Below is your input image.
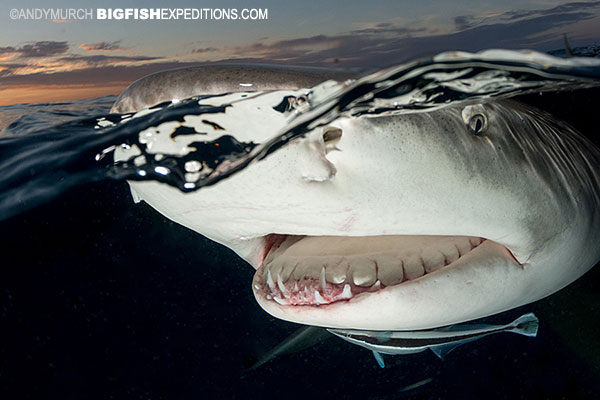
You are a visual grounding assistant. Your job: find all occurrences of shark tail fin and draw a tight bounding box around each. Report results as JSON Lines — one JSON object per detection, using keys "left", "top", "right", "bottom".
{"left": 509, "top": 312, "right": 539, "bottom": 338}
{"left": 372, "top": 351, "right": 386, "bottom": 368}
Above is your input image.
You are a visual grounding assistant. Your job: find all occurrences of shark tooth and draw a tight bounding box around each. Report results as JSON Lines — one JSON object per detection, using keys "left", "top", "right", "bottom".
{"left": 403, "top": 254, "right": 425, "bottom": 280}
{"left": 370, "top": 280, "right": 381, "bottom": 292}
{"left": 266, "top": 269, "right": 276, "bottom": 292}
{"left": 376, "top": 254, "right": 404, "bottom": 286}
{"left": 422, "top": 249, "right": 446, "bottom": 273}
{"left": 469, "top": 237, "right": 482, "bottom": 248}
{"left": 277, "top": 272, "right": 290, "bottom": 296}
{"left": 340, "top": 284, "right": 353, "bottom": 299}
{"left": 319, "top": 267, "right": 327, "bottom": 291}
{"left": 325, "top": 258, "right": 348, "bottom": 284}
{"left": 314, "top": 290, "right": 328, "bottom": 305}
{"left": 349, "top": 257, "right": 377, "bottom": 287}
{"left": 293, "top": 257, "right": 323, "bottom": 280}
{"left": 280, "top": 260, "right": 297, "bottom": 282}
{"left": 455, "top": 237, "right": 474, "bottom": 257}
{"left": 274, "top": 296, "right": 289, "bottom": 305}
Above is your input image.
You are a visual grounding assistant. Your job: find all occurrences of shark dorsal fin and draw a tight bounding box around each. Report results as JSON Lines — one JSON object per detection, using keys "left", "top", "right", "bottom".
{"left": 564, "top": 33, "right": 574, "bottom": 57}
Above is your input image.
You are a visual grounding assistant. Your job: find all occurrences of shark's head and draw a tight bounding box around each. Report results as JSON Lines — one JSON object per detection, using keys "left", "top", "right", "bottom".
{"left": 114, "top": 66, "right": 600, "bottom": 330}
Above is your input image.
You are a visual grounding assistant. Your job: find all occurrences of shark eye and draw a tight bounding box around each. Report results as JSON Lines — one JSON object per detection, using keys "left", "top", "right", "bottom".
{"left": 462, "top": 105, "right": 489, "bottom": 136}
{"left": 468, "top": 113, "right": 488, "bottom": 136}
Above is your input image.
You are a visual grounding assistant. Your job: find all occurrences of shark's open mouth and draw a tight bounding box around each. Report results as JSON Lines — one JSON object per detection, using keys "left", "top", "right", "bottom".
{"left": 253, "top": 235, "right": 495, "bottom": 307}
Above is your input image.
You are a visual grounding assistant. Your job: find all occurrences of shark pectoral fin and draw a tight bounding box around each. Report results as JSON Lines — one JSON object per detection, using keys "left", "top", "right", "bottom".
{"left": 372, "top": 350, "right": 386, "bottom": 368}
{"left": 430, "top": 343, "right": 463, "bottom": 360}
{"left": 299, "top": 129, "right": 337, "bottom": 182}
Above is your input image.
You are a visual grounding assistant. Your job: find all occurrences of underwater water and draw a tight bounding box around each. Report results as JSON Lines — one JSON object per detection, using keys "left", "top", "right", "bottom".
{"left": 1, "top": 52, "right": 600, "bottom": 398}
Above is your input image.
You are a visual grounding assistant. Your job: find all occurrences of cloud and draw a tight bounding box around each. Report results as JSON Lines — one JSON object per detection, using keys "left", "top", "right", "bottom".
{"left": 0, "top": 63, "right": 28, "bottom": 78}
{"left": 0, "top": 44, "right": 164, "bottom": 84}
{"left": 454, "top": 15, "right": 477, "bottom": 31}
{"left": 79, "top": 41, "right": 126, "bottom": 52}
{"left": 215, "top": 1, "right": 600, "bottom": 68}
{"left": 502, "top": 1, "right": 600, "bottom": 21}
{"left": 58, "top": 54, "right": 161, "bottom": 66}
{"left": 349, "top": 22, "right": 426, "bottom": 36}
{"left": 454, "top": 0, "right": 600, "bottom": 32}
{"left": 0, "top": 41, "right": 69, "bottom": 58}
{"left": 192, "top": 47, "right": 218, "bottom": 54}
{"left": 224, "top": 35, "right": 352, "bottom": 62}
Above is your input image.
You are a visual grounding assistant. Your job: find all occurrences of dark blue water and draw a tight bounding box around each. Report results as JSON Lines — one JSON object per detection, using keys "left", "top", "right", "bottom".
{"left": 1, "top": 52, "right": 600, "bottom": 399}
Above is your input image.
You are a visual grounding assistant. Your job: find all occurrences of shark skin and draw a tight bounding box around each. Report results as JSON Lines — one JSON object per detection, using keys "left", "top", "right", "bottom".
{"left": 110, "top": 64, "right": 357, "bottom": 114}
{"left": 113, "top": 64, "right": 600, "bottom": 331}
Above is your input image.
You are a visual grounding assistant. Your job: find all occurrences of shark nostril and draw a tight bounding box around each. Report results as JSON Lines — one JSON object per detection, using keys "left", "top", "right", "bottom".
{"left": 322, "top": 127, "right": 342, "bottom": 144}
{"left": 322, "top": 126, "right": 343, "bottom": 154}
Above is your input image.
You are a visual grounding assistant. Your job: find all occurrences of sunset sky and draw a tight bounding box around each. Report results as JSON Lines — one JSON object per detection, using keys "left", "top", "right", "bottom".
{"left": 1, "top": 0, "right": 599, "bottom": 105}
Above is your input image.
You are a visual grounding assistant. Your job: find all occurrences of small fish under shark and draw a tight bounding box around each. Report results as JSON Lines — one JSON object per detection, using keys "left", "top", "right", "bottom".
{"left": 251, "top": 313, "right": 539, "bottom": 369}
{"left": 328, "top": 312, "right": 539, "bottom": 368}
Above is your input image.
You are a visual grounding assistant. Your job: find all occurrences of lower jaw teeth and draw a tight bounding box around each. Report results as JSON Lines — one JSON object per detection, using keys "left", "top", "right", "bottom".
{"left": 261, "top": 276, "right": 375, "bottom": 306}
{"left": 314, "top": 290, "right": 328, "bottom": 305}
{"left": 340, "top": 284, "right": 352, "bottom": 299}
{"left": 371, "top": 280, "right": 381, "bottom": 291}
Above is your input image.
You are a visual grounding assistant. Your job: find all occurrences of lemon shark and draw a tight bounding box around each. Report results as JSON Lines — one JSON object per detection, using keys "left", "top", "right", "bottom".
{"left": 112, "top": 53, "right": 600, "bottom": 331}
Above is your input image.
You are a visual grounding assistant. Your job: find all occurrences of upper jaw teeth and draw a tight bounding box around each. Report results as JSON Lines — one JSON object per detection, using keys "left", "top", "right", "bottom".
{"left": 277, "top": 272, "right": 290, "bottom": 295}
{"left": 319, "top": 267, "right": 327, "bottom": 291}
{"left": 273, "top": 296, "right": 289, "bottom": 305}
{"left": 266, "top": 269, "right": 276, "bottom": 292}
{"left": 350, "top": 259, "right": 377, "bottom": 287}
{"left": 259, "top": 235, "right": 484, "bottom": 306}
